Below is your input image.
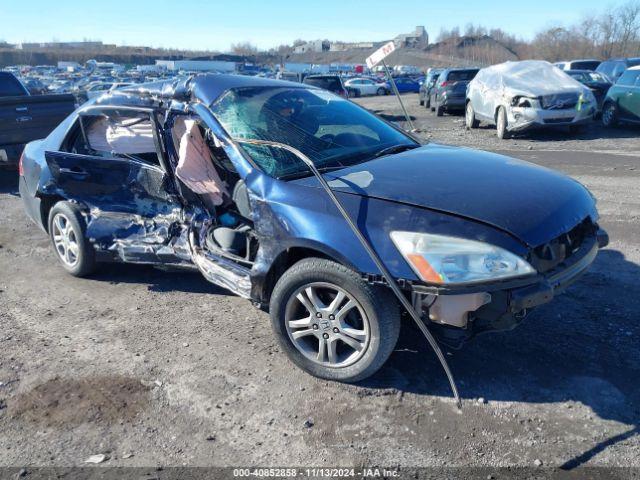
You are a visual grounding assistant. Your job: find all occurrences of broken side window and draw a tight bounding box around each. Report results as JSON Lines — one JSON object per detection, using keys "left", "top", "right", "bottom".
{"left": 74, "top": 112, "right": 161, "bottom": 166}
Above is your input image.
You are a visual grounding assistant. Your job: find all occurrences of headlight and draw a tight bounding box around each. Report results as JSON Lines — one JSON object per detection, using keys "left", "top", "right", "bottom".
{"left": 390, "top": 231, "right": 536, "bottom": 285}
{"left": 511, "top": 96, "right": 539, "bottom": 108}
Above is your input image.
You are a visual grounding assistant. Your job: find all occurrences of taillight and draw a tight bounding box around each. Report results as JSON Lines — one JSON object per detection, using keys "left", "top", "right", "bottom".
{"left": 18, "top": 152, "right": 25, "bottom": 176}
{"left": 440, "top": 81, "right": 449, "bottom": 87}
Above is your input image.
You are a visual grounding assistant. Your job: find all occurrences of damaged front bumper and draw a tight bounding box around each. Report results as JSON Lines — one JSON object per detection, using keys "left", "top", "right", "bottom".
{"left": 507, "top": 104, "right": 596, "bottom": 132}
{"left": 409, "top": 228, "right": 608, "bottom": 348}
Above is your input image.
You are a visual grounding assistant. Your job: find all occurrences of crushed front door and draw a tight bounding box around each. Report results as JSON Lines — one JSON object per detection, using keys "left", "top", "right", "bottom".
{"left": 43, "top": 106, "right": 188, "bottom": 264}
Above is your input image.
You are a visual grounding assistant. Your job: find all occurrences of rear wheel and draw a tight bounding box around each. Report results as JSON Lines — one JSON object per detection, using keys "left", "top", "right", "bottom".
{"left": 419, "top": 96, "right": 424, "bottom": 106}
{"left": 436, "top": 100, "right": 444, "bottom": 117}
{"left": 425, "top": 94, "right": 431, "bottom": 109}
{"left": 269, "top": 258, "right": 400, "bottom": 382}
{"left": 602, "top": 102, "right": 618, "bottom": 127}
{"left": 48, "top": 201, "right": 96, "bottom": 277}
{"left": 496, "top": 106, "right": 509, "bottom": 139}
{"left": 465, "top": 101, "right": 479, "bottom": 129}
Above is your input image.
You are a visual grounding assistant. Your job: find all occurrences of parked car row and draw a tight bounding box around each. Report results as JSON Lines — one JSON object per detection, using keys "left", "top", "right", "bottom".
{"left": 417, "top": 59, "right": 640, "bottom": 139}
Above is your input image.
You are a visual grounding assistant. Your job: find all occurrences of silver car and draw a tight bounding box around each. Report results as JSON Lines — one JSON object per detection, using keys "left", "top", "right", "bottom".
{"left": 465, "top": 60, "right": 597, "bottom": 139}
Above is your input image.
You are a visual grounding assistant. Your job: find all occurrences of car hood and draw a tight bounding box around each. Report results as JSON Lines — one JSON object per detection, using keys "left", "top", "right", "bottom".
{"left": 293, "top": 144, "right": 597, "bottom": 248}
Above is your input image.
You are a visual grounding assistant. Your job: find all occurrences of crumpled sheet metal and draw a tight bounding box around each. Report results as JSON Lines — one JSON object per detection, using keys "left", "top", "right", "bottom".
{"left": 84, "top": 206, "right": 191, "bottom": 264}
{"left": 188, "top": 227, "right": 252, "bottom": 298}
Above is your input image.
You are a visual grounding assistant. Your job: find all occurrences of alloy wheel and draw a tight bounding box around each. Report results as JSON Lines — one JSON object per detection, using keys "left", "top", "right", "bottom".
{"left": 284, "top": 282, "right": 370, "bottom": 368}
{"left": 466, "top": 103, "right": 474, "bottom": 128}
{"left": 51, "top": 213, "right": 80, "bottom": 267}
{"left": 603, "top": 104, "right": 616, "bottom": 126}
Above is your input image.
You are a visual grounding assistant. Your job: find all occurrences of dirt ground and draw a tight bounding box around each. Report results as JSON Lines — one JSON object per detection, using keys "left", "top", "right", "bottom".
{"left": 0, "top": 93, "right": 639, "bottom": 474}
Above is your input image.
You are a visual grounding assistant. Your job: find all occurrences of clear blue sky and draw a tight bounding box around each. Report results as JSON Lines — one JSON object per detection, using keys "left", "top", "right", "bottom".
{"left": 0, "top": 0, "right": 616, "bottom": 51}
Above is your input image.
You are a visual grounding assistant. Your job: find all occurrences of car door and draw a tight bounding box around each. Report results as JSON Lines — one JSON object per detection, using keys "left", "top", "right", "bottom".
{"left": 395, "top": 78, "right": 409, "bottom": 93}
{"left": 361, "top": 80, "right": 375, "bottom": 95}
{"left": 616, "top": 70, "right": 640, "bottom": 119}
{"left": 631, "top": 76, "right": 640, "bottom": 120}
{"left": 44, "top": 106, "right": 185, "bottom": 263}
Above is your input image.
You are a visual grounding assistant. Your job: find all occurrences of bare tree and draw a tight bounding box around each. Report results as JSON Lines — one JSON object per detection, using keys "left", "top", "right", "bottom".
{"left": 230, "top": 42, "right": 258, "bottom": 57}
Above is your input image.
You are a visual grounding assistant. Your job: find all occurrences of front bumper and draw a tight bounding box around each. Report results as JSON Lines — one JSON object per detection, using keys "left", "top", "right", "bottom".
{"left": 510, "top": 229, "right": 606, "bottom": 310}
{"left": 507, "top": 104, "right": 596, "bottom": 132}
{"left": 410, "top": 228, "right": 608, "bottom": 346}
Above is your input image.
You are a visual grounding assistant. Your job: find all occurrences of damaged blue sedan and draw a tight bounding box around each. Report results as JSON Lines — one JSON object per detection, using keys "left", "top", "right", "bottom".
{"left": 19, "top": 74, "right": 608, "bottom": 383}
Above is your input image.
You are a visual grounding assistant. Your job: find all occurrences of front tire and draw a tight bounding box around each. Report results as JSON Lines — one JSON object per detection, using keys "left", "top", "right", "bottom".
{"left": 376, "top": 87, "right": 387, "bottom": 96}
{"left": 269, "top": 258, "right": 400, "bottom": 383}
{"left": 425, "top": 94, "right": 431, "bottom": 109}
{"left": 602, "top": 102, "right": 618, "bottom": 127}
{"left": 48, "top": 201, "right": 96, "bottom": 277}
{"left": 496, "top": 106, "right": 509, "bottom": 139}
{"left": 465, "top": 101, "right": 479, "bottom": 129}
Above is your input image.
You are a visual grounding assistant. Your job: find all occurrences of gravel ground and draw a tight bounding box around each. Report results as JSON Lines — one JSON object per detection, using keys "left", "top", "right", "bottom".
{"left": 0, "top": 93, "right": 639, "bottom": 474}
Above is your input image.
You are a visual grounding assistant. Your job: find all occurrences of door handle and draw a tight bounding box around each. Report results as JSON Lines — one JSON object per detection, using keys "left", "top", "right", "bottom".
{"left": 59, "top": 167, "right": 89, "bottom": 176}
{"left": 15, "top": 106, "right": 28, "bottom": 112}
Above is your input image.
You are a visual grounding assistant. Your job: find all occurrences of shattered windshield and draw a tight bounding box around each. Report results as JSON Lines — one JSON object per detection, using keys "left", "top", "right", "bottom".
{"left": 209, "top": 86, "right": 416, "bottom": 179}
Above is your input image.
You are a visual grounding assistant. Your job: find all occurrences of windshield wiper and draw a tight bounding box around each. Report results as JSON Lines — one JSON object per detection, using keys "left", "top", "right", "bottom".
{"left": 372, "top": 143, "right": 420, "bottom": 159}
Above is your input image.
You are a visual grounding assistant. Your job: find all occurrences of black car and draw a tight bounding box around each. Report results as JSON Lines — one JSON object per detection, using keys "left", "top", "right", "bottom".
{"left": 430, "top": 68, "right": 479, "bottom": 116}
{"left": 565, "top": 69, "right": 612, "bottom": 112}
{"left": 0, "top": 72, "right": 76, "bottom": 166}
{"left": 596, "top": 57, "right": 640, "bottom": 83}
{"left": 302, "top": 75, "right": 349, "bottom": 98}
{"left": 419, "top": 69, "right": 442, "bottom": 108}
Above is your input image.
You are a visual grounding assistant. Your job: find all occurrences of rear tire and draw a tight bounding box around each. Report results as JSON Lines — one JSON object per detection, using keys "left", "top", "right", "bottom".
{"left": 269, "top": 258, "right": 400, "bottom": 383}
{"left": 48, "top": 201, "right": 96, "bottom": 277}
{"left": 602, "top": 102, "right": 618, "bottom": 127}
{"left": 425, "top": 94, "right": 431, "bottom": 109}
{"left": 436, "top": 101, "right": 444, "bottom": 117}
{"left": 496, "top": 106, "right": 509, "bottom": 139}
{"left": 419, "top": 96, "right": 424, "bottom": 106}
{"left": 465, "top": 101, "right": 479, "bottom": 129}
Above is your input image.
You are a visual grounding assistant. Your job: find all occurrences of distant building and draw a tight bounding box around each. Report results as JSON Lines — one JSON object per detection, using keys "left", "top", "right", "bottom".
{"left": 155, "top": 59, "right": 236, "bottom": 73}
{"left": 395, "top": 26, "right": 428, "bottom": 48}
{"left": 16, "top": 41, "right": 105, "bottom": 50}
{"left": 57, "top": 61, "right": 81, "bottom": 71}
{"left": 136, "top": 64, "right": 162, "bottom": 73}
{"left": 86, "top": 59, "right": 125, "bottom": 73}
{"left": 294, "top": 40, "right": 330, "bottom": 54}
{"left": 329, "top": 42, "right": 375, "bottom": 52}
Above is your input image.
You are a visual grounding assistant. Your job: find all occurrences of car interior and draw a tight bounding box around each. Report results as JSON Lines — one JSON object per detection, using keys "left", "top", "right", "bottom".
{"left": 62, "top": 109, "right": 260, "bottom": 267}
{"left": 167, "top": 114, "right": 258, "bottom": 267}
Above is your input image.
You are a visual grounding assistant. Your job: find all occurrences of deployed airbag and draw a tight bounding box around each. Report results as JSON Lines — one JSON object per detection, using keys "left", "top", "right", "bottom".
{"left": 175, "top": 119, "right": 229, "bottom": 209}
{"left": 86, "top": 116, "right": 156, "bottom": 154}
